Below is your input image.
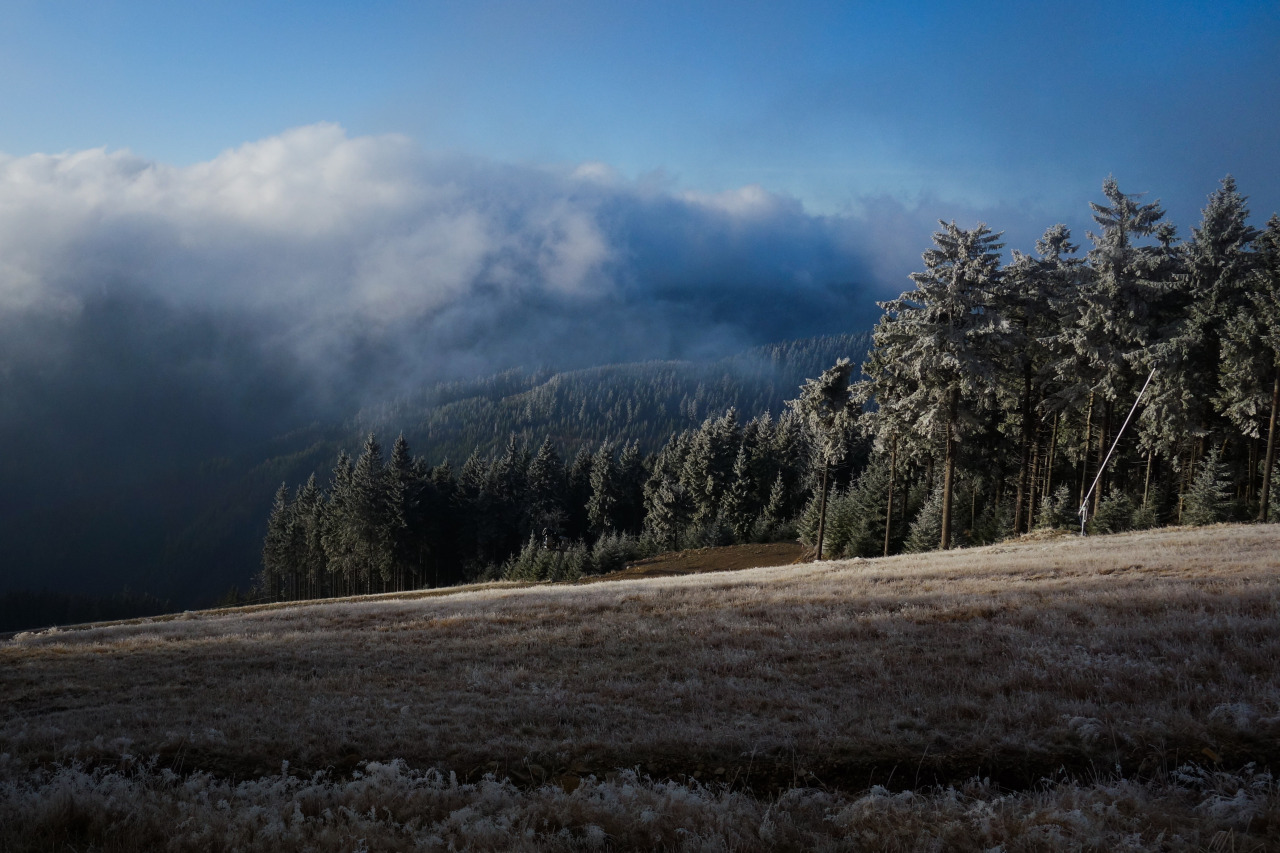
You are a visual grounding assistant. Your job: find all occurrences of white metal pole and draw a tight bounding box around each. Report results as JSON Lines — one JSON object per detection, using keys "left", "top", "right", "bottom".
{"left": 1078, "top": 367, "right": 1157, "bottom": 534}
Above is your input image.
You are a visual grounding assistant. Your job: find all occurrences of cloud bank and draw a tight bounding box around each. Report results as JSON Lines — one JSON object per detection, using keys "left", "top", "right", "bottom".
{"left": 0, "top": 124, "right": 896, "bottom": 408}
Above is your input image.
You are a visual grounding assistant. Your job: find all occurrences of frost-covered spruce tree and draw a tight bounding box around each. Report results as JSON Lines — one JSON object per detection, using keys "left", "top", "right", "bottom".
{"left": 1130, "top": 494, "right": 1160, "bottom": 530}
{"left": 566, "top": 446, "right": 594, "bottom": 539}
{"left": 1035, "top": 484, "right": 1074, "bottom": 531}
{"left": 614, "top": 441, "right": 648, "bottom": 535}
{"left": 756, "top": 472, "right": 792, "bottom": 541}
{"left": 348, "top": 433, "right": 398, "bottom": 594}
{"left": 721, "top": 445, "right": 756, "bottom": 543}
{"left": 796, "top": 487, "right": 830, "bottom": 553}
{"left": 874, "top": 222, "right": 1005, "bottom": 549}
{"left": 789, "top": 359, "right": 858, "bottom": 559}
{"left": 904, "top": 484, "right": 946, "bottom": 553}
{"left": 835, "top": 454, "right": 895, "bottom": 557}
{"left": 503, "top": 533, "right": 586, "bottom": 582}
{"left": 385, "top": 435, "right": 417, "bottom": 591}
{"left": 260, "top": 483, "right": 294, "bottom": 600}
{"left": 293, "top": 473, "right": 328, "bottom": 598}
{"left": 680, "top": 409, "right": 740, "bottom": 530}
{"left": 1271, "top": 464, "right": 1280, "bottom": 521}
{"left": 586, "top": 442, "right": 618, "bottom": 536}
{"left": 1087, "top": 488, "right": 1134, "bottom": 534}
{"left": 643, "top": 476, "right": 686, "bottom": 552}
{"left": 527, "top": 436, "right": 568, "bottom": 534}
{"left": 1183, "top": 446, "right": 1232, "bottom": 525}
{"left": 1218, "top": 214, "right": 1280, "bottom": 521}
{"left": 1000, "top": 224, "right": 1084, "bottom": 534}
{"left": 1067, "top": 178, "right": 1172, "bottom": 512}
{"left": 321, "top": 450, "right": 355, "bottom": 595}
{"left": 1145, "top": 176, "right": 1257, "bottom": 464}
{"left": 857, "top": 311, "right": 921, "bottom": 556}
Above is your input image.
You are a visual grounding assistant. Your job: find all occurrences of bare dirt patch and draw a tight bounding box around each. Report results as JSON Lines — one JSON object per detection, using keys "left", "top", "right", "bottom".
{"left": 587, "top": 541, "right": 808, "bottom": 581}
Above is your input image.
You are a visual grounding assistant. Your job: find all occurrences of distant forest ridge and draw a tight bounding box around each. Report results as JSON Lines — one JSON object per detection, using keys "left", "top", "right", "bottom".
{"left": 343, "top": 332, "right": 872, "bottom": 463}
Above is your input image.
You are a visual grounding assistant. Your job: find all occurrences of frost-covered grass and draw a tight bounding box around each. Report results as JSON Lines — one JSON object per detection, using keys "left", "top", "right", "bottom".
{"left": 1, "top": 758, "right": 1275, "bottom": 852}
{"left": 3, "top": 524, "right": 1279, "bottom": 850}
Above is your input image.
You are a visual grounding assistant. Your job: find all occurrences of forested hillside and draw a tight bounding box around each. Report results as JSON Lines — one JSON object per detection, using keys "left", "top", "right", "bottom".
{"left": 251, "top": 334, "right": 866, "bottom": 599}
{"left": 0, "top": 333, "right": 869, "bottom": 631}
{"left": 258, "top": 175, "right": 1280, "bottom": 608}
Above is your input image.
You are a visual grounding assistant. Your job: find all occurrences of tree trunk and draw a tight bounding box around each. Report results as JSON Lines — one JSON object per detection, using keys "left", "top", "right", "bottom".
{"left": 1093, "top": 398, "right": 1112, "bottom": 517}
{"left": 884, "top": 436, "right": 897, "bottom": 557}
{"left": 1259, "top": 368, "right": 1280, "bottom": 523}
{"left": 970, "top": 479, "right": 977, "bottom": 532}
{"left": 1079, "top": 393, "right": 1094, "bottom": 507}
{"left": 1045, "top": 412, "right": 1059, "bottom": 506}
{"left": 1013, "top": 367, "right": 1034, "bottom": 535}
{"left": 815, "top": 460, "right": 830, "bottom": 560}
{"left": 940, "top": 389, "right": 958, "bottom": 550}
{"left": 1152, "top": 445, "right": 1162, "bottom": 504}
{"left": 1246, "top": 438, "right": 1257, "bottom": 506}
{"left": 1027, "top": 415, "right": 1044, "bottom": 532}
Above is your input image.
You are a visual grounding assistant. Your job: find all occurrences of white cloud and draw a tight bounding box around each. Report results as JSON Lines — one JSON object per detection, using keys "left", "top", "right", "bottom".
{"left": 0, "top": 124, "right": 890, "bottom": 378}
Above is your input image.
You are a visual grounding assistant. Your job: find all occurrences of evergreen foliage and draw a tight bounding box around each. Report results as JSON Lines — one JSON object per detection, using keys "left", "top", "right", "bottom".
{"left": 904, "top": 485, "right": 946, "bottom": 553}
{"left": 1034, "top": 485, "right": 1074, "bottom": 531}
{"left": 869, "top": 221, "right": 1005, "bottom": 549}
{"left": 1182, "top": 447, "right": 1232, "bottom": 526}
{"left": 1087, "top": 488, "right": 1134, "bottom": 535}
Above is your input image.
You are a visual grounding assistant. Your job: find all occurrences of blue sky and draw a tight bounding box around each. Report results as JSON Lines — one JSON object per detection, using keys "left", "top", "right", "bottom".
{"left": 3, "top": 0, "right": 1276, "bottom": 225}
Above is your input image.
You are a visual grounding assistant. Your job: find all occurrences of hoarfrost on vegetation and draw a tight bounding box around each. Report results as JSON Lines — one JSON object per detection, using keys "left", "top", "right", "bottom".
{"left": 2, "top": 761, "right": 1276, "bottom": 852}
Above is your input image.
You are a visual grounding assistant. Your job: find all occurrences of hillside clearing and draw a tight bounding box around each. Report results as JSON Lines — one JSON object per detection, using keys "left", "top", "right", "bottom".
{"left": 3, "top": 524, "right": 1278, "bottom": 850}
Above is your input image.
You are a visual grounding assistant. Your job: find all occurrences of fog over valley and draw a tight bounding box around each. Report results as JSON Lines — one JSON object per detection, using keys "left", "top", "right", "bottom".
{"left": 0, "top": 125, "right": 904, "bottom": 602}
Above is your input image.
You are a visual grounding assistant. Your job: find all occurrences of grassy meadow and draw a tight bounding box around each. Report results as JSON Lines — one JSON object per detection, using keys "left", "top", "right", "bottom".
{"left": 2, "top": 524, "right": 1278, "bottom": 850}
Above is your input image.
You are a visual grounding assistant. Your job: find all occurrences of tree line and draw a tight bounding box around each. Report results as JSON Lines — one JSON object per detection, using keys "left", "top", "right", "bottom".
{"left": 258, "top": 406, "right": 827, "bottom": 598}
{"left": 838, "top": 175, "right": 1280, "bottom": 557}
{"left": 260, "top": 175, "right": 1280, "bottom": 600}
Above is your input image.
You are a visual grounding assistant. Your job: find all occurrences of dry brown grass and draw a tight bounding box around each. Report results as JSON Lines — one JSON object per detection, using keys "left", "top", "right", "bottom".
{"left": 3, "top": 524, "right": 1279, "bottom": 850}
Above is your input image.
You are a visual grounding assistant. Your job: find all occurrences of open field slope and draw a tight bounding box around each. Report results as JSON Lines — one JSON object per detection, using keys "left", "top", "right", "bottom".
{"left": 3, "top": 524, "right": 1279, "bottom": 851}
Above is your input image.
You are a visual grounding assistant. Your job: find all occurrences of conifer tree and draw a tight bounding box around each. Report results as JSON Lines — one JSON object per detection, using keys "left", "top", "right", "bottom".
{"left": 1144, "top": 177, "right": 1256, "bottom": 462}
{"left": 789, "top": 359, "right": 858, "bottom": 559}
{"left": 348, "top": 433, "right": 396, "bottom": 593}
{"left": 1000, "top": 224, "right": 1083, "bottom": 533}
{"left": 321, "top": 450, "right": 355, "bottom": 596}
{"left": 527, "top": 436, "right": 568, "bottom": 534}
{"left": 386, "top": 435, "right": 418, "bottom": 590}
{"left": 261, "top": 483, "right": 293, "bottom": 600}
{"left": 1218, "top": 214, "right": 1280, "bottom": 521}
{"left": 1035, "top": 484, "right": 1074, "bottom": 531}
{"left": 643, "top": 475, "right": 686, "bottom": 551}
{"left": 904, "top": 484, "right": 945, "bottom": 553}
{"left": 586, "top": 442, "right": 618, "bottom": 535}
{"left": 1088, "top": 487, "right": 1134, "bottom": 534}
{"left": 1066, "top": 178, "right": 1171, "bottom": 513}
{"left": 1183, "top": 446, "right": 1232, "bottom": 525}
{"left": 841, "top": 454, "right": 896, "bottom": 557}
{"left": 566, "top": 447, "right": 594, "bottom": 538}
{"left": 294, "top": 473, "right": 327, "bottom": 598}
{"left": 721, "top": 445, "right": 756, "bottom": 542}
{"left": 757, "top": 472, "right": 790, "bottom": 539}
{"left": 614, "top": 441, "right": 648, "bottom": 534}
{"left": 873, "top": 222, "right": 1005, "bottom": 549}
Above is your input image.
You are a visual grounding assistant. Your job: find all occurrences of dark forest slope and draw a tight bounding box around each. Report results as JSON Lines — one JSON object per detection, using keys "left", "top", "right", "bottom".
{"left": 2, "top": 333, "right": 868, "bottom": 623}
